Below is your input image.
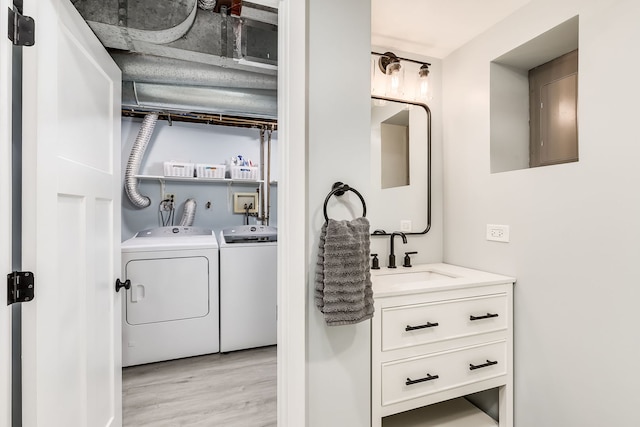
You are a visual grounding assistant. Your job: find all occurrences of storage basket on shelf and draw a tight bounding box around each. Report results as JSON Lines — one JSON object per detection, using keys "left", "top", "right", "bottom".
{"left": 163, "top": 161, "right": 195, "bottom": 177}
{"left": 196, "top": 164, "right": 226, "bottom": 179}
{"left": 230, "top": 165, "right": 259, "bottom": 180}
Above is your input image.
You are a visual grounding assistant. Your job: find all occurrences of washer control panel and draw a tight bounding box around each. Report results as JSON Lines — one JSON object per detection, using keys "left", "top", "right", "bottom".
{"left": 136, "top": 226, "right": 213, "bottom": 237}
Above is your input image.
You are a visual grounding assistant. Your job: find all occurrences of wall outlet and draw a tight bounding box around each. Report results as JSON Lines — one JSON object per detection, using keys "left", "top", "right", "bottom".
{"left": 400, "top": 220, "right": 412, "bottom": 232}
{"left": 486, "top": 224, "right": 510, "bottom": 242}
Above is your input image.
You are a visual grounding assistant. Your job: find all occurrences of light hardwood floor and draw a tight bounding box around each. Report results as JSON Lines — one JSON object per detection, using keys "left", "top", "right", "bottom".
{"left": 123, "top": 346, "right": 277, "bottom": 427}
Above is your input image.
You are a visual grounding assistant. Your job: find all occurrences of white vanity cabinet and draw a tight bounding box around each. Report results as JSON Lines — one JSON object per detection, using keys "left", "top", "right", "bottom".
{"left": 371, "top": 263, "right": 514, "bottom": 427}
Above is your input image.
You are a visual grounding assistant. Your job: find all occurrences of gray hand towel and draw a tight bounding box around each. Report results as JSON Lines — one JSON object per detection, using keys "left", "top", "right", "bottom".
{"left": 315, "top": 217, "right": 374, "bottom": 326}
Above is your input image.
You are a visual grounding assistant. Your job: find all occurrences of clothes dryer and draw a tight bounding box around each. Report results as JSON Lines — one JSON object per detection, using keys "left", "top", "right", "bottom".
{"left": 121, "top": 226, "right": 219, "bottom": 366}
{"left": 219, "top": 225, "right": 277, "bottom": 352}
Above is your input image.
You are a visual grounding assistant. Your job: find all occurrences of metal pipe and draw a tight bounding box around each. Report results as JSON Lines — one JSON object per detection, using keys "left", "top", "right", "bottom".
{"left": 266, "top": 128, "right": 272, "bottom": 226}
{"left": 259, "top": 128, "right": 266, "bottom": 223}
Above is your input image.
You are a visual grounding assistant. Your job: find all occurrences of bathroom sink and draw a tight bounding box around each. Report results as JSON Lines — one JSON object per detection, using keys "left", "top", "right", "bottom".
{"left": 379, "top": 270, "right": 456, "bottom": 284}
{"left": 371, "top": 263, "right": 514, "bottom": 297}
{"left": 372, "top": 269, "right": 459, "bottom": 289}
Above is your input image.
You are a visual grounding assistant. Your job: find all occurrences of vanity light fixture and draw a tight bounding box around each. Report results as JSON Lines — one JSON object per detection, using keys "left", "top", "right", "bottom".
{"left": 373, "top": 51, "right": 432, "bottom": 102}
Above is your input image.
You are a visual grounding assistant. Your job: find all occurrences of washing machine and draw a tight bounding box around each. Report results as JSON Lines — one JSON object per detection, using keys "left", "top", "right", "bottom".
{"left": 121, "top": 226, "right": 219, "bottom": 366}
{"left": 219, "top": 225, "right": 277, "bottom": 352}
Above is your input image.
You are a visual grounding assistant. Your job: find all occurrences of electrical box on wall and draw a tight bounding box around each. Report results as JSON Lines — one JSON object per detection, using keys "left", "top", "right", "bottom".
{"left": 233, "top": 193, "right": 259, "bottom": 213}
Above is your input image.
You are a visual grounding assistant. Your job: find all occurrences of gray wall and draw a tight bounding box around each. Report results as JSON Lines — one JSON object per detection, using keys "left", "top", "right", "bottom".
{"left": 443, "top": 0, "right": 640, "bottom": 425}
{"left": 306, "top": 0, "right": 372, "bottom": 425}
{"left": 305, "top": 8, "right": 446, "bottom": 423}
{"left": 121, "top": 117, "right": 278, "bottom": 241}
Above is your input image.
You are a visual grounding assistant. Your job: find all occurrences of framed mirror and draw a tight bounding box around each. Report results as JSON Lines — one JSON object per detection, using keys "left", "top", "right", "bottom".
{"left": 369, "top": 95, "right": 431, "bottom": 236}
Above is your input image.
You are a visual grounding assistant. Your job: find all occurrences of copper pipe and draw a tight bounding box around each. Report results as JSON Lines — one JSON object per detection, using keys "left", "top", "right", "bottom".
{"left": 259, "top": 128, "right": 266, "bottom": 222}
{"left": 266, "top": 127, "right": 273, "bottom": 226}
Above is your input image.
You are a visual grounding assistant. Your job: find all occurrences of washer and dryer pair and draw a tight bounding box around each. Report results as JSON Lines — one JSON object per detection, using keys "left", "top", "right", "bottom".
{"left": 121, "top": 225, "right": 277, "bottom": 367}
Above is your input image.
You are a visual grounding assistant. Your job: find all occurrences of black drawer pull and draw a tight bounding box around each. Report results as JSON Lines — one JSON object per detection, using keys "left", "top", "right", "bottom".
{"left": 470, "top": 312, "right": 499, "bottom": 321}
{"left": 406, "top": 373, "right": 439, "bottom": 386}
{"left": 405, "top": 322, "right": 439, "bottom": 331}
{"left": 469, "top": 360, "right": 498, "bottom": 371}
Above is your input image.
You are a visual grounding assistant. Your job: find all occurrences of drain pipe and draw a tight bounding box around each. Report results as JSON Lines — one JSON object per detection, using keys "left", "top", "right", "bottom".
{"left": 124, "top": 112, "right": 159, "bottom": 209}
{"left": 179, "top": 198, "right": 197, "bottom": 226}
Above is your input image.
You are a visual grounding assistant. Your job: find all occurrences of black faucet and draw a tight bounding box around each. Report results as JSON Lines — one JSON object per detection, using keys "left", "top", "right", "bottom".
{"left": 388, "top": 232, "right": 407, "bottom": 268}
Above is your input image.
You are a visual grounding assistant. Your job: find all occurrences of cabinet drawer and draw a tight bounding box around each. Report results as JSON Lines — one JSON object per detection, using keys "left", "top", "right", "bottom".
{"left": 381, "top": 294, "right": 507, "bottom": 352}
{"left": 380, "top": 340, "right": 506, "bottom": 407}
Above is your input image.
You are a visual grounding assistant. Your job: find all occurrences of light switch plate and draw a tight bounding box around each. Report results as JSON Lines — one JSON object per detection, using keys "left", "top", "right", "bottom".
{"left": 486, "top": 224, "right": 510, "bottom": 242}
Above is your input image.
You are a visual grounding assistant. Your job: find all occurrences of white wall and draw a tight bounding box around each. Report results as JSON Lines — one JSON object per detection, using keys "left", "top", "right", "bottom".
{"left": 307, "top": 0, "right": 372, "bottom": 425}
{"left": 443, "top": 0, "right": 640, "bottom": 425}
{"left": 490, "top": 63, "right": 530, "bottom": 173}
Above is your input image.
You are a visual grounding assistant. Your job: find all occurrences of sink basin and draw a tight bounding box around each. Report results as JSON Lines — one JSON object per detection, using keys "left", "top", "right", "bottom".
{"left": 374, "top": 269, "right": 457, "bottom": 285}
{"left": 371, "top": 263, "right": 515, "bottom": 297}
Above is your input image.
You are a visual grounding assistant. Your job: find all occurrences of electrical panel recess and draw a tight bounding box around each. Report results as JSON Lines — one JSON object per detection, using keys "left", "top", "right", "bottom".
{"left": 233, "top": 193, "right": 259, "bottom": 213}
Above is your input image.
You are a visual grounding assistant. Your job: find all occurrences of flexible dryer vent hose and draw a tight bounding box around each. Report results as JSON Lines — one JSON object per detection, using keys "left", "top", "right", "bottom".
{"left": 124, "top": 113, "right": 159, "bottom": 209}
{"left": 179, "top": 198, "right": 197, "bottom": 226}
{"left": 197, "top": 0, "right": 217, "bottom": 10}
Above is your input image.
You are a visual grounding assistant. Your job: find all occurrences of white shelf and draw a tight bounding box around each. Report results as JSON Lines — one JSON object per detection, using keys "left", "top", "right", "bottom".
{"left": 383, "top": 398, "right": 497, "bottom": 427}
{"left": 134, "top": 175, "right": 264, "bottom": 185}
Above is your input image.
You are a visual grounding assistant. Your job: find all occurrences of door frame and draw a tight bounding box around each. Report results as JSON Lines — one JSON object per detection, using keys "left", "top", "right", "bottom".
{"left": 1, "top": 0, "right": 309, "bottom": 424}
{"left": 1, "top": 1, "right": 13, "bottom": 426}
{"left": 277, "top": 0, "right": 307, "bottom": 425}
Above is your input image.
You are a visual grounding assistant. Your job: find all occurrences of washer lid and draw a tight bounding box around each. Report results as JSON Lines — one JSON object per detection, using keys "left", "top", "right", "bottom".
{"left": 222, "top": 225, "right": 277, "bottom": 243}
{"left": 121, "top": 226, "right": 218, "bottom": 252}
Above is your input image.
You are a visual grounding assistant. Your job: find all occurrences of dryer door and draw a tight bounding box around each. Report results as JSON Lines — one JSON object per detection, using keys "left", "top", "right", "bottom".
{"left": 125, "top": 256, "right": 210, "bottom": 324}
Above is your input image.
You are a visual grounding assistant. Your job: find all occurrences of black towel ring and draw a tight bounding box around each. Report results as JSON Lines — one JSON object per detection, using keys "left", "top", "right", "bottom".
{"left": 323, "top": 182, "right": 367, "bottom": 222}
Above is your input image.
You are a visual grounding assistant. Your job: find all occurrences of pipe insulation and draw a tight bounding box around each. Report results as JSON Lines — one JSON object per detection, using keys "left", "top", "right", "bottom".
{"left": 112, "top": 53, "right": 277, "bottom": 90}
{"left": 179, "top": 198, "right": 197, "bottom": 226}
{"left": 124, "top": 113, "right": 159, "bottom": 209}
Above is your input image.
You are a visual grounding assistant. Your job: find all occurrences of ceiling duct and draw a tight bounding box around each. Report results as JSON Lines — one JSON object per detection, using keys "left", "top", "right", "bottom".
{"left": 122, "top": 82, "right": 277, "bottom": 119}
{"left": 72, "top": 0, "right": 278, "bottom": 120}
{"left": 113, "top": 53, "right": 277, "bottom": 90}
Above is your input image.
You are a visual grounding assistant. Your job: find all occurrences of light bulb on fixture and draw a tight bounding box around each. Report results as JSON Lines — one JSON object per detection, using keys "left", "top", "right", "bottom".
{"left": 378, "top": 52, "right": 403, "bottom": 97}
{"left": 418, "top": 63, "right": 430, "bottom": 100}
{"left": 388, "top": 62, "right": 402, "bottom": 96}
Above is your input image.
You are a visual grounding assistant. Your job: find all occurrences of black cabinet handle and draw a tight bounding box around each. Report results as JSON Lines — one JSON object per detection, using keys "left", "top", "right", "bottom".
{"left": 469, "top": 312, "right": 499, "bottom": 321}
{"left": 469, "top": 360, "right": 498, "bottom": 371}
{"left": 406, "top": 373, "right": 439, "bottom": 386}
{"left": 115, "top": 278, "right": 131, "bottom": 292}
{"left": 405, "top": 322, "right": 439, "bottom": 331}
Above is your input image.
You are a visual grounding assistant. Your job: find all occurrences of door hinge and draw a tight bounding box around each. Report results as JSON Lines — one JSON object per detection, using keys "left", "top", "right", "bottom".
{"left": 7, "top": 271, "right": 35, "bottom": 305}
{"left": 7, "top": 7, "right": 35, "bottom": 46}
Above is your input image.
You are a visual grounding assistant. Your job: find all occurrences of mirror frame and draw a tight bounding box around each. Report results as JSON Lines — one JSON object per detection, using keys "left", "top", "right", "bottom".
{"left": 370, "top": 95, "right": 431, "bottom": 237}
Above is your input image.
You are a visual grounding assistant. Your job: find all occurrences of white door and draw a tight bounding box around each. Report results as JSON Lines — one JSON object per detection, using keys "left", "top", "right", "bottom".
{"left": 19, "top": 0, "right": 122, "bottom": 426}
{"left": 1, "top": 2, "right": 13, "bottom": 426}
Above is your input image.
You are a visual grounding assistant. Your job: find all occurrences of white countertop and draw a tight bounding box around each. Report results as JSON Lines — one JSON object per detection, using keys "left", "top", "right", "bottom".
{"left": 371, "top": 263, "right": 515, "bottom": 298}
